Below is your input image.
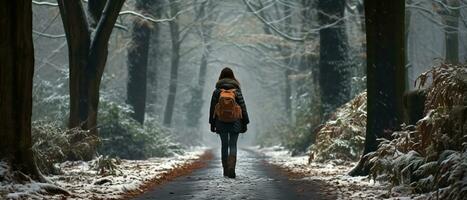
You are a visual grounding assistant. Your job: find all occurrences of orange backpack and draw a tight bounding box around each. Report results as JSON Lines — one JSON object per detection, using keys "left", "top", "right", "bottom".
{"left": 214, "top": 89, "right": 242, "bottom": 122}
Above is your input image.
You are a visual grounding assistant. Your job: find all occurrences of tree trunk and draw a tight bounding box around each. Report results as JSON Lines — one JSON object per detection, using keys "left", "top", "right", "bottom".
{"left": 163, "top": 45, "right": 180, "bottom": 127}
{"left": 186, "top": 45, "right": 211, "bottom": 127}
{"left": 0, "top": 0, "right": 42, "bottom": 180}
{"left": 88, "top": 0, "right": 107, "bottom": 27}
{"left": 85, "top": 0, "right": 125, "bottom": 135}
{"left": 349, "top": 0, "right": 406, "bottom": 176}
{"left": 284, "top": 68, "right": 292, "bottom": 119}
{"left": 444, "top": 0, "right": 459, "bottom": 64}
{"left": 405, "top": 0, "right": 412, "bottom": 89}
{"left": 127, "top": 0, "right": 153, "bottom": 124}
{"left": 59, "top": 0, "right": 124, "bottom": 130}
{"left": 58, "top": 0, "right": 125, "bottom": 160}
{"left": 283, "top": 5, "right": 293, "bottom": 120}
{"left": 318, "top": 0, "right": 351, "bottom": 116}
{"left": 297, "top": 1, "right": 315, "bottom": 106}
{"left": 163, "top": 1, "right": 181, "bottom": 127}
{"left": 57, "top": 0, "right": 91, "bottom": 129}
{"left": 185, "top": 1, "right": 214, "bottom": 128}
{"left": 147, "top": 2, "right": 163, "bottom": 114}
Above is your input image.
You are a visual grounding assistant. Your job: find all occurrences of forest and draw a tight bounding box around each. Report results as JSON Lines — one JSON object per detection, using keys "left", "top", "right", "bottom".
{"left": 0, "top": 0, "right": 466, "bottom": 199}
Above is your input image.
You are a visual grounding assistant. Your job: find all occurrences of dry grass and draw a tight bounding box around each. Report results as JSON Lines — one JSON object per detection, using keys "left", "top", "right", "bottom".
{"left": 309, "top": 92, "right": 367, "bottom": 162}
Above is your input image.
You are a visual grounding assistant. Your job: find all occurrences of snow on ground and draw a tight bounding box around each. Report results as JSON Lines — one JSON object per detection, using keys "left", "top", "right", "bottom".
{"left": 254, "top": 146, "right": 425, "bottom": 200}
{"left": 0, "top": 147, "right": 207, "bottom": 200}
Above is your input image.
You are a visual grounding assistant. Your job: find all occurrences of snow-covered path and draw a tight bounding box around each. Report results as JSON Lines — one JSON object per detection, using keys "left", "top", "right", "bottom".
{"left": 134, "top": 149, "right": 326, "bottom": 200}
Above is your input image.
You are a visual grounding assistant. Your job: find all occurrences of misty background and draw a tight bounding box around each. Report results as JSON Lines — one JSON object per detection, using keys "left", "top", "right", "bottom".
{"left": 31, "top": 0, "right": 467, "bottom": 156}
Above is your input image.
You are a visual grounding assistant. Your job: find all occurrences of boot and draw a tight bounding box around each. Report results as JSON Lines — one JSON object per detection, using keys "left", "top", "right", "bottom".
{"left": 227, "top": 155, "right": 236, "bottom": 178}
{"left": 222, "top": 158, "right": 228, "bottom": 177}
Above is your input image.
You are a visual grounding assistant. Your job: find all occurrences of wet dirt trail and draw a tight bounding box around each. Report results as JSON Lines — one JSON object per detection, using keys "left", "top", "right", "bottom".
{"left": 134, "top": 149, "right": 326, "bottom": 200}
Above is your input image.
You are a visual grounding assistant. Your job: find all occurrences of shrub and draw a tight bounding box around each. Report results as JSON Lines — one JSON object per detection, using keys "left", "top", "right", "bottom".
{"left": 32, "top": 79, "right": 69, "bottom": 123}
{"left": 367, "top": 63, "right": 467, "bottom": 199}
{"left": 309, "top": 92, "right": 367, "bottom": 162}
{"left": 31, "top": 121, "right": 98, "bottom": 174}
{"left": 91, "top": 155, "right": 122, "bottom": 175}
{"left": 97, "top": 100, "right": 181, "bottom": 160}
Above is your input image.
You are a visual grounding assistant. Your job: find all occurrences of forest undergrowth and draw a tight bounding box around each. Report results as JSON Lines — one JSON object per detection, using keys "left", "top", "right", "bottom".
{"left": 31, "top": 89, "right": 182, "bottom": 175}
{"left": 258, "top": 91, "right": 367, "bottom": 161}
{"left": 259, "top": 63, "right": 466, "bottom": 199}
{"left": 2, "top": 95, "right": 195, "bottom": 199}
{"left": 309, "top": 92, "right": 367, "bottom": 162}
{"left": 366, "top": 63, "right": 467, "bottom": 199}
{"left": 308, "top": 63, "right": 467, "bottom": 198}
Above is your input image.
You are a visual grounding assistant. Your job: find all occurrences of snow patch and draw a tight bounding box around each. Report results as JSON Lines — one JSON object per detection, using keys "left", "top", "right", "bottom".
{"left": 1, "top": 147, "right": 207, "bottom": 199}
{"left": 253, "top": 146, "right": 415, "bottom": 200}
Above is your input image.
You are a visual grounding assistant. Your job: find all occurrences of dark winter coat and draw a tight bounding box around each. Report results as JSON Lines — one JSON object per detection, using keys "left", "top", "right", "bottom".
{"left": 209, "top": 78, "right": 250, "bottom": 133}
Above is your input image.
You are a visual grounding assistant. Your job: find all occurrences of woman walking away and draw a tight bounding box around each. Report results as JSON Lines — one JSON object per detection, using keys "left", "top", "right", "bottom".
{"left": 209, "top": 67, "right": 249, "bottom": 178}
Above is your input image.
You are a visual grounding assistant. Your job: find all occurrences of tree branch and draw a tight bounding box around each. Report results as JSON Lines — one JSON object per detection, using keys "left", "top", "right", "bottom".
{"left": 33, "top": 30, "right": 66, "bottom": 38}
{"left": 119, "top": 10, "right": 178, "bottom": 23}
{"left": 32, "top": 1, "right": 58, "bottom": 6}
{"left": 243, "top": 0, "right": 306, "bottom": 42}
{"left": 89, "top": 0, "right": 125, "bottom": 79}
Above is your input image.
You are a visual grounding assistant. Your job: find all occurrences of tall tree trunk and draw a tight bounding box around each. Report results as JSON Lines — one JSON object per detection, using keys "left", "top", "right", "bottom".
{"left": 297, "top": 0, "right": 315, "bottom": 104}
{"left": 186, "top": 45, "right": 211, "bottom": 127}
{"left": 59, "top": 0, "right": 124, "bottom": 129}
{"left": 284, "top": 68, "right": 292, "bottom": 119}
{"left": 58, "top": 0, "right": 125, "bottom": 159}
{"left": 58, "top": 0, "right": 91, "bottom": 129}
{"left": 127, "top": 0, "right": 154, "bottom": 124}
{"left": 444, "top": 0, "right": 459, "bottom": 64}
{"left": 283, "top": 5, "right": 293, "bottom": 120}
{"left": 147, "top": 2, "right": 163, "bottom": 114}
{"left": 318, "top": 0, "right": 351, "bottom": 116}
{"left": 0, "top": 0, "right": 42, "bottom": 180}
{"left": 405, "top": 0, "right": 412, "bottom": 89}
{"left": 349, "top": 0, "right": 406, "bottom": 176}
{"left": 185, "top": 1, "right": 214, "bottom": 128}
{"left": 163, "top": 1, "right": 181, "bottom": 127}
{"left": 86, "top": 0, "right": 126, "bottom": 135}
{"left": 357, "top": 0, "right": 366, "bottom": 83}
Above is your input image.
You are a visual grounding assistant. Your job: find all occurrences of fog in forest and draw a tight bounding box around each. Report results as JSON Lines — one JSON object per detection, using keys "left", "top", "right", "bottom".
{"left": 1, "top": 0, "right": 466, "bottom": 199}
{"left": 31, "top": 1, "right": 466, "bottom": 149}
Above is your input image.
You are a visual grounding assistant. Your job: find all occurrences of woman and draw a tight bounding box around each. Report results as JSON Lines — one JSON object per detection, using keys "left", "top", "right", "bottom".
{"left": 209, "top": 67, "right": 249, "bottom": 178}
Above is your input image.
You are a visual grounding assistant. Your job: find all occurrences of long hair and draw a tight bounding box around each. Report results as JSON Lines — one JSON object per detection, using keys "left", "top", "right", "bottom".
{"left": 218, "top": 67, "right": 238, "bottom": 82}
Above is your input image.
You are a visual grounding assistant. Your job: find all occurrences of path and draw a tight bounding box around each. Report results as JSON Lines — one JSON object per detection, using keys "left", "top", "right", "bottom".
{"left": 134, "top": 149, "right": 327, "bottom": 200}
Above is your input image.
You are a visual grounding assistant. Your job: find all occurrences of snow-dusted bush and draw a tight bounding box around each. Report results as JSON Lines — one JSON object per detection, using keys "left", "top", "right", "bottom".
{"left": 97, "top": 100, "right": 181, "bottom": 160}
{"left": 32, "top": 121, "right": 98, "bottom": 174}
{"left": 32, "top": 78, "right": 69, "bottom": 123}
{"left": 367, "top": 63, "right": 467, "bottom": 199}
{"left": 309, "top": 92, "right": 366, "bottom": 162}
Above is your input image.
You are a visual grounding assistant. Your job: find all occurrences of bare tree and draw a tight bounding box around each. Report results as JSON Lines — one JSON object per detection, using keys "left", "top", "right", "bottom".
{"left": 57, "top": 0, "right": 125, "bottom": 159}
{"left": 163, "top": 0, "right": 182, "bottom": 126}
{"left": 244, "top": 0, "right": 297, "bottom": 119}
{"left": 185, "top": 0, "right": 218, "bottom": 128}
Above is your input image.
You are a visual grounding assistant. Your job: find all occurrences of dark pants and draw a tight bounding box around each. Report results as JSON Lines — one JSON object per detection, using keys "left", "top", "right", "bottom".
{"left": 219, "top": 132, "right": 239, "bottom": 160}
